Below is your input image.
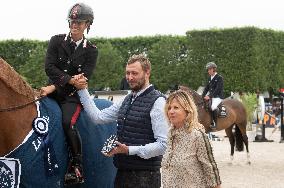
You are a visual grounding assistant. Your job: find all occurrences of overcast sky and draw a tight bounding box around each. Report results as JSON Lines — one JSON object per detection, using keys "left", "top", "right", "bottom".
{"left": 1, "top": 0, "right": 284, "bottom": 41}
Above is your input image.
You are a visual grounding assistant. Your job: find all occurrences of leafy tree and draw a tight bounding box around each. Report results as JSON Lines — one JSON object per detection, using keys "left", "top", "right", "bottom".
{"left": 0, "top": 39, "right": 43, "bottom": 71}
{"left": 240, "top": 93, "right": 257, "bottom": 130}
{"left": 149, "top": 36, "right": 189, "bottom": 92}
{"left": 18, "top": 44, "right": 48, "bottom": 88}
{"left": 89, "top": 41, "right": 124, "bottom": 90}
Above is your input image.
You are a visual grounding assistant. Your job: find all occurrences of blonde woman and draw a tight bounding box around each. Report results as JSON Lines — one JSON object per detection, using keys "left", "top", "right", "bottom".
{"left": 162, "top": 90, "right": 221, "bottom": 188}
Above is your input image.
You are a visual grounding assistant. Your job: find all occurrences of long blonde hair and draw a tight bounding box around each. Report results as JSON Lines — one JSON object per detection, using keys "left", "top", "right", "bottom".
{"left": 165, "top": 90, "right": 204, "bottom": 132}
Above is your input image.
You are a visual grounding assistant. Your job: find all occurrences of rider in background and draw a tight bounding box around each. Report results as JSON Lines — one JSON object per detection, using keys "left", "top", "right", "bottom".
{"left": 202, "top": 62, "right": 224, "bottom": 129}
{"left": 43, "top": 3, "right": 98, "bottom": 185}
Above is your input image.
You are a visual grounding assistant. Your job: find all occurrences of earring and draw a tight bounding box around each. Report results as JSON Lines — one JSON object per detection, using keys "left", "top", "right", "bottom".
{"left": 184, "top": 121, "right": 190, "bottom": 128}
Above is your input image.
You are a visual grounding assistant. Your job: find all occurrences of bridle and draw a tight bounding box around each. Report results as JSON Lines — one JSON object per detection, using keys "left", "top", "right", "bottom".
{"left": 0, "top": 96, "right": 46, "bottom": 112}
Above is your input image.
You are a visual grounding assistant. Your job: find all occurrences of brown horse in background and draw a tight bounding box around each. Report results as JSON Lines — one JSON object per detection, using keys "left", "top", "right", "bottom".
{"left": 0, "top": 58, "right": 37, "bottom": 156}
{"left": 179, "top": 86, "right": 250, "bottom": 164}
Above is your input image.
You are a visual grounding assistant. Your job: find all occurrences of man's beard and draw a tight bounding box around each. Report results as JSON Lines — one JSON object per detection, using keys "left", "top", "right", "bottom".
{"left": 130, "top": 77, "right": 146, "bottom": 92}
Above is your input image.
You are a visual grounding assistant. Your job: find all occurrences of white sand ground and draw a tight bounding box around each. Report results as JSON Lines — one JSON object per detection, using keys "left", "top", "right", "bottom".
{"left": 211, "top": 128, "right": 284, "bottom": 188}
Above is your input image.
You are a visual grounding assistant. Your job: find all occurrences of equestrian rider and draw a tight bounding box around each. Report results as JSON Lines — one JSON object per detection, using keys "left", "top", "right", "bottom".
{"left": 44, "top": 3, "right": 98, "bottom": 185}
{"left": 202, "top": 62, "right": 224, "bottom": 129}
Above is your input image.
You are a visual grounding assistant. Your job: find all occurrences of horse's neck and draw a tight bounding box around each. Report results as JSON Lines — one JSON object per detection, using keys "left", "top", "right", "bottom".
{"left": 190, "top": 91, "right": 203, "bottom": 105}
{"left": 0, "top": 81, "right": 37, "bottom": 156}
{"left": 196, "top": 104, "right": 211, "bottom": 131}
{"left": 189, "top": 92, "right": 212, "bottom": 132}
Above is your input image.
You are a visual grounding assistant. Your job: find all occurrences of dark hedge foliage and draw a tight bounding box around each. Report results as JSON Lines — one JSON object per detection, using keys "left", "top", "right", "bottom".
{"left": 0, "top": 27, "right": 283, "bottom": 95}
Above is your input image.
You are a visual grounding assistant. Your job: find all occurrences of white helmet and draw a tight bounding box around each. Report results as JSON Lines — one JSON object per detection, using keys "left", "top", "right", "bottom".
{"left": 205, "top": 62, "right": 217, "bottom": 70}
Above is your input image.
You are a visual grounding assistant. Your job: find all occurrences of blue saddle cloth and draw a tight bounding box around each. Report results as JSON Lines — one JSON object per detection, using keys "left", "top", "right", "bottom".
{"left": 6, "top": 97, "right": 117, "bottom": 188}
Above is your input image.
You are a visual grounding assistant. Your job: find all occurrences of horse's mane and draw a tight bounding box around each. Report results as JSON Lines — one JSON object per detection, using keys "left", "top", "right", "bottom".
{"left": 179, "top": 85, "right": 203, "bottom": 105}
{"left": 0, "top": 58, "right": 35, "bottom": 100}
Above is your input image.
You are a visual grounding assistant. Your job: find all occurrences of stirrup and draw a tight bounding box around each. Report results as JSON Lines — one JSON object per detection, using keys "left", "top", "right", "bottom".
{"left": 210, "top": 122, "right": 217, "bottom": 130}
{"left": 64, "top": 165, "right": 84, "bottom": 185}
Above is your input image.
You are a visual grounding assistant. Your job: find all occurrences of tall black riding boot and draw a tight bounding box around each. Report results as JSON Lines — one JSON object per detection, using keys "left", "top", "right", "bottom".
{"left": 64, "top": 128, "right": 84, "bottom": 185}
{"left": 210, "top": 110, "right": 217, "bottom": 129}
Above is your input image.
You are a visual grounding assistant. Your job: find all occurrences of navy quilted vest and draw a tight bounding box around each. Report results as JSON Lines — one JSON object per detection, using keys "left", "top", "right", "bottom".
{"left": 114, "top": 86, "right": 163, "bottom": 170}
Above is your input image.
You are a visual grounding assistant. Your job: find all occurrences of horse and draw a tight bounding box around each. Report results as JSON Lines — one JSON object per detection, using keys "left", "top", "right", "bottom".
{"left": 0, "top": 58, "right": 117, "bottom": 188}
{"left": 179, "top": 86, "right": 250, "bottom": 164}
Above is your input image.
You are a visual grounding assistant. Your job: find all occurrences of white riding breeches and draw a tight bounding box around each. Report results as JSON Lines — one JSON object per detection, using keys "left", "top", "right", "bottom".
{"left": 211, "top": 98, "right": 222, "bottom": 110}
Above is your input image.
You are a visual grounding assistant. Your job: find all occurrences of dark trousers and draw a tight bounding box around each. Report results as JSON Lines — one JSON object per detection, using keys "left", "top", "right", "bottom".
{"left": 60, "top": 101, "right": 83, "bottom": 165}
{"left": 115, "top": 169, "right": 161, "bottom": 188}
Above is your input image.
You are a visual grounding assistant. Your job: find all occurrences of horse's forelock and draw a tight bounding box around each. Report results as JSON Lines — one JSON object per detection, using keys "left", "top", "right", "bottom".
{"left": 0, "top": 58, "right": 35, "bottom": 100}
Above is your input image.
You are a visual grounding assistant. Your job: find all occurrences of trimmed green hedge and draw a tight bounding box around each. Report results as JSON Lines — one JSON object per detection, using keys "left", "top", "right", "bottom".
{"left": 186, "top": 27, "right": 284, "bottom": 95}
{"left": 0, "top": 27, "right": 283, "bottom": 96}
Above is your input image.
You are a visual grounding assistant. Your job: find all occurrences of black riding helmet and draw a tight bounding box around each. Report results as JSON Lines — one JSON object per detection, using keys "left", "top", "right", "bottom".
{"left": 67, "top": 3, "right": 94, "bottom": 33}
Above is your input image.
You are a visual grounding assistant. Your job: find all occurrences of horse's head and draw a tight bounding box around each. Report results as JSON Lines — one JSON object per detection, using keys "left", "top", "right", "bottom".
{"left": 0, "top": 58, "right": 37, "bottom": 156}
{"left": 0, "top": 58, "right": 35, "bottom": 101}
{"left": 178, "top": 85, "right": 203, "bottom": 106}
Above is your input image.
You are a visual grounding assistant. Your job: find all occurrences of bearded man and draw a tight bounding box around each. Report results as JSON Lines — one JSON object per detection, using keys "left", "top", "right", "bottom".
{"left": 76, "top": 54, "right": 169, "bottom": 188}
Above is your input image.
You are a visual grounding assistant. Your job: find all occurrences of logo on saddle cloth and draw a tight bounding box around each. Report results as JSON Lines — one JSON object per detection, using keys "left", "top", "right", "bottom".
{"left": 217, "top": 104, "right": 227, "bottom": 118}
{"left": 0, "top": 158, "right": 21, "bottom": 188}
{"left": 32, "top": 101, "right": 59, "bottom": 177}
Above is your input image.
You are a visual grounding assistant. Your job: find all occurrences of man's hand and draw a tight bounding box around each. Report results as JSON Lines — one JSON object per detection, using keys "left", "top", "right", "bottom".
{"left": 103, "top": 141, "right": 129, "bottom": 157}
{"left": 204, "top": 95, "right": 210, "bottom": 100}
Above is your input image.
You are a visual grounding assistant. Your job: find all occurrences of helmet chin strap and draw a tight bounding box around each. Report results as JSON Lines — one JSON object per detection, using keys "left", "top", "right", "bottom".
{"left": 86, "top": 22, "right": 91, "bottom": 34}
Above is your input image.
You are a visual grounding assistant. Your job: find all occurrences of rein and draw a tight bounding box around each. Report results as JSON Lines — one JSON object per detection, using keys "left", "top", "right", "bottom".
{"left": 0, "top": 96, "right": 46, "bottom": 112}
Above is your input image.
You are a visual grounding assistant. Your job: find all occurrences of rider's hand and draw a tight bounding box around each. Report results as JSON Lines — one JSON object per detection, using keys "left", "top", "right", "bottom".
{"left": 40, "top": 85, "right": 56, "bottom": 96}
{"left": 73, "top": 73, "right": 87, "bottom": 81}
{"left": 72, "top": 73, "right": 88, "bottom": 90}
{"left": 204, "top": 95, "right": 210, "bottom": 100}
{"left": 74, "top": 78, "right": 88, "bottom": 90}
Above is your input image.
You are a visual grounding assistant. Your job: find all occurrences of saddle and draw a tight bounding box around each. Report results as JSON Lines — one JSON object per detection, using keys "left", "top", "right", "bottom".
{"left": 217, "top": 104, "right": 227, "bottom": 118}
{"left": 204, "top": 100, "right": 227, "bottom": 118}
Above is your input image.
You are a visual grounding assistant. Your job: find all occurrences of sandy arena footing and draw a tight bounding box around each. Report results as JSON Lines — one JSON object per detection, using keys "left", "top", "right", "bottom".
{"left": 210, "top": 128, "right": 284, "bottom": 188}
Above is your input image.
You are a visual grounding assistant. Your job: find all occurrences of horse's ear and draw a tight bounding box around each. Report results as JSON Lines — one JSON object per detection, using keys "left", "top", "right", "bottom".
{"left": 179, "top": 85, "right": 190, "bottom": 93}
{"left": 178, "top": 85, "right": 185, "bottom": 91}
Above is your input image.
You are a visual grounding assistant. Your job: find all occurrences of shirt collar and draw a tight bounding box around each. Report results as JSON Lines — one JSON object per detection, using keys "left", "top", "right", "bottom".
{"left": 132, "top": 84, "right": 152, "bottom": 99}
{"left": 71, "top": 38, "right": 84, "bottom": 48}
{"left": 211, "top": 72, "right": 217, "bottom": 80}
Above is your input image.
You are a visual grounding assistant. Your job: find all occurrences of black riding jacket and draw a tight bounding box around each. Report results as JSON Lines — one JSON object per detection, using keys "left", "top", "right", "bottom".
{"left": 202, "top": 73, "right": 224, "bottom": 99}
{"left": 45, "top": 34, "right": 98, "bottom": 100}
